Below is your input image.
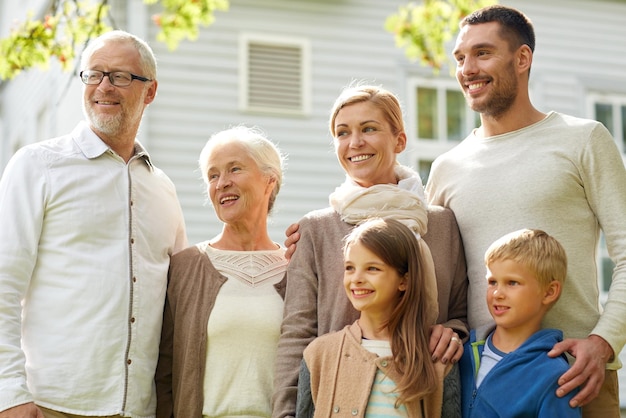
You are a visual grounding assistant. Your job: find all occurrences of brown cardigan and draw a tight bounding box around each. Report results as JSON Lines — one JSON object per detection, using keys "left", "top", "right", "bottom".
{"left": 302, "top": 322, "right": 450, "bottom": 417}
{"left": 155, "top": 245, "right": 286, "bottom": 418}
{"left": 272, "top": 206, "right": 468, "bottom": 418}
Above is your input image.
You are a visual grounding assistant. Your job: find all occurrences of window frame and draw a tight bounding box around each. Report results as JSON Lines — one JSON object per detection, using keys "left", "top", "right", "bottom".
{"left": 405, "top": 77, "right": 478, "bottom": 182}
{"left": 587, "top": 92, "right": 626, "bottom": 154}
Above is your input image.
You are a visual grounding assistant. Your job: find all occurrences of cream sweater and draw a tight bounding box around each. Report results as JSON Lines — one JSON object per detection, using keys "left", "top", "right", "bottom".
{"left": 427, "top": 111, "right": 626, "bottom": 369}
{"left": 201, "top": 245, "right": 286, "bottom": 417}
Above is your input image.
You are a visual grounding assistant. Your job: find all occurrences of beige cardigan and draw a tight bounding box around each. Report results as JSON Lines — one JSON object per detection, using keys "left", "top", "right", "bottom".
{"left": 303, "top": 322, "right": 450, "bottom": 417}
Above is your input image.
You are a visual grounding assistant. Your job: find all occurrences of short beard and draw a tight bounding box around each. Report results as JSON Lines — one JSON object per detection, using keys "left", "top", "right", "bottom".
{"left": 469, "top": 88, "right": 516, "bottom": 119}
{"left": 466, "top": 61, "right": 518, "bottom": 119}
{"left": 82, "top": 99, "right": 144, "bottom": 139}
{"left": 86, "top": 107, "right": 124, "bottom": 137}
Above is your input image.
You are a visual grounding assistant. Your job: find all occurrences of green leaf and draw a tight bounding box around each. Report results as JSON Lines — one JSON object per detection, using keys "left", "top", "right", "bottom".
{"left": 385, "top": 0, "right": 498, "bottom": 73}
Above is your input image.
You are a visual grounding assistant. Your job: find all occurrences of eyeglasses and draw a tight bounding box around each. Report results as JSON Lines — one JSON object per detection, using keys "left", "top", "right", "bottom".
{"left": 79, "top": 70, "right": 152, "bottom": 87}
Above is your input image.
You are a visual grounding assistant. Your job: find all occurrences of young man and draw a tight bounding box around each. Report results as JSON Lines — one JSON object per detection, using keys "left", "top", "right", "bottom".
{"left": 426, "top": 5, "right": 626, "bottom": 417}
{"left": 0, "top": 31, "right": 187, "bottom": 418}
{"left": 460, "top": 229, "right": 580, "bottom": 418}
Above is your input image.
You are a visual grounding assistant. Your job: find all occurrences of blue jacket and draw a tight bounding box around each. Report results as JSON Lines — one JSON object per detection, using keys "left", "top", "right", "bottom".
{"left": 459, "top": 325, "right": 581, "bottom": 418}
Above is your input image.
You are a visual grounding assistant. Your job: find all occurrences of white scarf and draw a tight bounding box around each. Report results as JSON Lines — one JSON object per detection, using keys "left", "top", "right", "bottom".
{"left": 329, "top": 164, "right": 428, "bottom": 237}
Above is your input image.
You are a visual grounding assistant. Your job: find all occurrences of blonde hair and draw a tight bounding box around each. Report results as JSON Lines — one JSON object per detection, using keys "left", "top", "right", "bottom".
{"left": 343, "top": 218, "right": 437, "bottom": 407}
{"left": 198, "top": 126, "right": 285, "bottom": 213}
{"left": 485, "top": 229, "right": 567, "bottom": 299}
{"left": 329, "top": 84, "right": 405, "bottom": 138}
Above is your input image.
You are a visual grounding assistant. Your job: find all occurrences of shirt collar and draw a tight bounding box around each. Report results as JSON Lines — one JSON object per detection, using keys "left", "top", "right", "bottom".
{"left": 72, "top": 121, "right": 154, "bottom": 171}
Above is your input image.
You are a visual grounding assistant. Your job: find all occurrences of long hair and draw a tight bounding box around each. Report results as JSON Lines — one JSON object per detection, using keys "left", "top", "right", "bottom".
{"left": 343, "top": 218, "right": 438, "bottom": 406}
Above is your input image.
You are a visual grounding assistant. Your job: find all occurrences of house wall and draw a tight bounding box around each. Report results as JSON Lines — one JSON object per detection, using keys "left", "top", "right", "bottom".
{"left": 0, "top": 0, "right": 129, "bottom": 168}
{"left": 0, "top": 1, "right": 82, "bottom": 167}
{"left": 517, "top": 0, "right": 626, "bottom": 115}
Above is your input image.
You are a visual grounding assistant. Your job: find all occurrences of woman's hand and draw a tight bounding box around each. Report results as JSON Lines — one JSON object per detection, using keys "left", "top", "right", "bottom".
{"left": 429, "top": 324, "right": 463, "bottom": 364}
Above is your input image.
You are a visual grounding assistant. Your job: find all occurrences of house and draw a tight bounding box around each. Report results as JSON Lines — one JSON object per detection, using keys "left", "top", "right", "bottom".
{"left": 1, "top": 0, "right": 626, "bottom": 404}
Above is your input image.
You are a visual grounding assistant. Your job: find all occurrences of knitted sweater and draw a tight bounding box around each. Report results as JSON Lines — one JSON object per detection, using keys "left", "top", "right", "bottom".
{"left": 272, "top": 206, "right": 467, "bottom": 418}
{"left": 426, "top": 112, "right": 626, "bottom": 369}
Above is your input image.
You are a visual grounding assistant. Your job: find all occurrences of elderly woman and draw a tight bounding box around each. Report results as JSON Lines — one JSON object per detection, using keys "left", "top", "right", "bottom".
{"left": 155, "top": 126, "right": 287, "bottom": 418}
{"left": 272, "top": 85, "right": 468, "bottom": 418}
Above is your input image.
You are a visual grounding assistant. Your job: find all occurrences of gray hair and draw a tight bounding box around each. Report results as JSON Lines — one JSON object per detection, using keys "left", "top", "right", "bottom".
{"left": 80, "top": 30, "right": 157, "bottom": 80}
{"left": 199, "top": 126, "right": 285, "bottom": 213}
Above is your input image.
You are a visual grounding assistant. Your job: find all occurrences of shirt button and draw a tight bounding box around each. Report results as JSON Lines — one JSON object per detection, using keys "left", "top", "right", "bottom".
{"left": 130, "top": 317, "right": 136, "bottom": 323}
{"left": 333, "top": 406, "right": 340, "bottom": 413}
{"left": 127, "top": 358, "right": 132, "bottom": 365}
{"left": 351, "top": 408, "right": 358, "bottom": 415}
{"left": 130, "top": 238, "right": 135, "bottom": 244}
{"left": 381, "top": 360, "right": 388, "bottom": 367}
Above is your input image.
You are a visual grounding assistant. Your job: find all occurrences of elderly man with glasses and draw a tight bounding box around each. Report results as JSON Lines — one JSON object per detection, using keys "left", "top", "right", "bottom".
{"left": 0, "top": 30, "right": 187, "bottom": 418}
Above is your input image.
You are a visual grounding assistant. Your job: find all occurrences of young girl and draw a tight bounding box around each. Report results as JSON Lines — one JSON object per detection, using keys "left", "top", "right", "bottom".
{"left": 296, "top": 218, "right": 451, "bottom": 417}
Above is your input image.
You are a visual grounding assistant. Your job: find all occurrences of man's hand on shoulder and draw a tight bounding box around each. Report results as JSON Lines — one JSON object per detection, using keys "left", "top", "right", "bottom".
{"left": 548, "top": 334, "right": 614, "bottom": 407}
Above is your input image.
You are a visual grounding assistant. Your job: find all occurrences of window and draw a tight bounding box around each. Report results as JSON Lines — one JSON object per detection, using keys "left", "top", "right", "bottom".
{"left": 239, "top": 33, "right": 310, "bottom": 116}
{"left": 587, "top": 93, "right": 626, "bottom": 295}
{"left": 406, "top": 78, "right": 479, "bottom": 182}
{"left": 417, "top": 159, "right": 434, "bottom": 185}
{"left": 589, "top": 93, "right": 626, "bottom": 154}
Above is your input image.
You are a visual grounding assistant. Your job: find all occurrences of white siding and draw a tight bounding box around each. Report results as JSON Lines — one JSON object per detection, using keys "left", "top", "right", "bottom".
{"left": 0, "top": 0, "right": 84, "bottom": 168}
{"left": 507, "top": 0, "right": 626, "bottom": 113}
{"left": 0, "top": 0, "right": 129, "bottom": 168}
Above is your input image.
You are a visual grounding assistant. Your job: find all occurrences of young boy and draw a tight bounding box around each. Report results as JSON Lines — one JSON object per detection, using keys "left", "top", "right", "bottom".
{"left": 459, "top": 229, "right": 581, "bottom": 418}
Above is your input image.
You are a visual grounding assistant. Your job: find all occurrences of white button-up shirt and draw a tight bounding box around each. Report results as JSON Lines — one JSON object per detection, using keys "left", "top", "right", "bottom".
{"left": 0, "top": 122, "right": 187, "bottom": 417}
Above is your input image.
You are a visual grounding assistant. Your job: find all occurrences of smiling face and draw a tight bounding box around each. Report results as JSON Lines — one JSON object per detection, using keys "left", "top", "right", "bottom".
{"left": 453, "top": 22, "right": 520, "bottom": 118}
{"left": 486, "top": 259, "right": 555, "bottom": 336}
{"left": 206, "top": 142, "right": 275, "bottom": 228}
{"left": 333, "top": 101, "right": 406, "bottom": 188}
{"left": 343, "top": 241, "right": 407, "bottom": 321}
{"left": 82, "top": 40, "right": 156, "bottom": 145}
